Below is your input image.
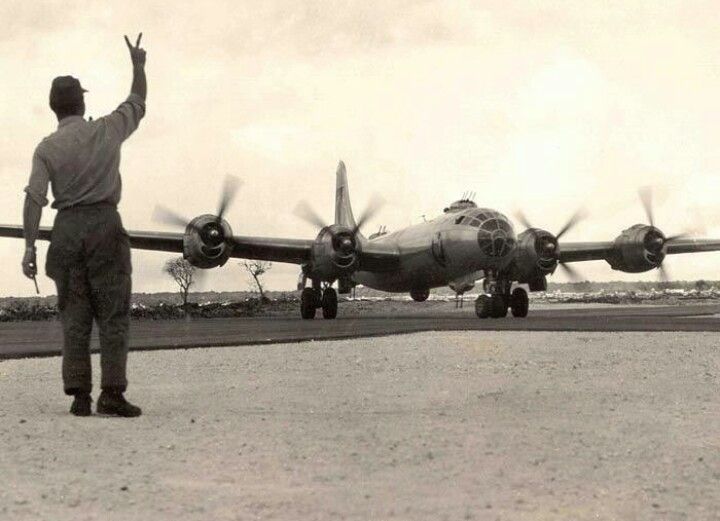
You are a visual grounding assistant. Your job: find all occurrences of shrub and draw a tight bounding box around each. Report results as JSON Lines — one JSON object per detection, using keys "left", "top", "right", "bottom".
{"left": 0, "top": 300, "right": 58, "bottom": 322}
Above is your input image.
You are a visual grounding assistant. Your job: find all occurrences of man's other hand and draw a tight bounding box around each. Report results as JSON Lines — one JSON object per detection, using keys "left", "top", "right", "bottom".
{"left": 22, "top": 246, "right": 37, "bottom": 279}
{"left": 124, "top": 33, "right": 146, "bottom": 68}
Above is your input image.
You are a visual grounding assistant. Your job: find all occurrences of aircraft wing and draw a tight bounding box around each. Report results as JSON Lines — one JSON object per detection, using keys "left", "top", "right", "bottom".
{"left": 665, "top": 238, "right": 720, "bottom": 255}
{"left": 229, "top": 235, "right": 313, "bottom": 264}
{"left": 358, "top": 240, "right": 401, "bottom": 272}
{"left": 128, "top": 230, "right": 186, "bottom": 253}
{"left": 0, "top": 224, "right": 313, "bottom": 264}
{"left": 127, "top": 234, "right": 720, "bottom": 266}
{"left": 559, "top": 239, "right": 720, "bottom": 263}
{"left": 0, "top": 224, "right": 188, "bottom": 254}
{"left": 229, "top": 236, "right": 401, "bottom": 268}
{"left": 0, "top": 224, "right": 54, "bottom": 242}
{"left": 558, "top": 241, "right": 615, "bottom": 263}
{"left": 0, "top": 225, "right": 402, "bottom": 269}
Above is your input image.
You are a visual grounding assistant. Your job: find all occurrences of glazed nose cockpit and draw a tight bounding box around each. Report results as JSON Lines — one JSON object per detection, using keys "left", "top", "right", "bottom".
{"left": 477, "top": 212, "right": 516, "bottom": 258}
{"left": 454, "top": 209, "right": 516, "bottom": 259}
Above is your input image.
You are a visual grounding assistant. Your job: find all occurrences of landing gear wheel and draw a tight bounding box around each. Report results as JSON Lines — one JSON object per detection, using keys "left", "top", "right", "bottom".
{"left": 321, "top": 287, "right": 338, "bottom": 319}
{"left": 475, "top": 295, "right": 491, "bottom": 319}
{"left": 410, "top": 288, "right": 430, "bottom": 302}
{"left": 489, "top": 294, "right": 508, "bottom": 318}
{"left": 510, "top": 287, "right": 529, "bottom": 318}
{"left": 300, "top": 288, "right": 318, "bottom": 319}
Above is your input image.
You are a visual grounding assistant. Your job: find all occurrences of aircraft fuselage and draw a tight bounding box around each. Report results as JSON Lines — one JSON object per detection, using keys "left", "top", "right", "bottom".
{"left": 354, "top": 207, "right": 516, "bottom": 292}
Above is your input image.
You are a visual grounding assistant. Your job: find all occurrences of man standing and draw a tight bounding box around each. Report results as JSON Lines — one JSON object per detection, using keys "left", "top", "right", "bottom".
{"left": 21, "top": 34, "right": 147, "bottom": 417}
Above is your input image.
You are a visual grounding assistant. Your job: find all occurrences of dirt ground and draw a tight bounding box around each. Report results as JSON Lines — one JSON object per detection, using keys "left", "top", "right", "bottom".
{"left": 2, "top": 331, "right": 720, "bottom": 520}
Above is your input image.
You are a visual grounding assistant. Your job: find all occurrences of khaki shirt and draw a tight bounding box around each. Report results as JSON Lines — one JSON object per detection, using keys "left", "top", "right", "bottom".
{"left": 25, "top": 94, "right": 146, "bottom": 210}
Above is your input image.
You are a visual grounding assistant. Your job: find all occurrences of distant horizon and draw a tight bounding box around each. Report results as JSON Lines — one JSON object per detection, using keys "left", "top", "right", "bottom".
{"left": 2, "top": 2, "right": 720, "bottom": 296}
{"left": 3, "top": 278, "right": 719, "bottom": 301}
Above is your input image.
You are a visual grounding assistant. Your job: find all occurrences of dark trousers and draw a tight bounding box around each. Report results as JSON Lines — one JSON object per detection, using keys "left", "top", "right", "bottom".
{"left": 46, "top": 203, "right": 132, "bottom": 395}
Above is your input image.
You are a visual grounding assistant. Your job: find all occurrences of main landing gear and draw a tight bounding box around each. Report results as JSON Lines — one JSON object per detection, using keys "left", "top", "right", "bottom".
{"left": 410, "top": 288, "right": 430, "bottom": 302}
{"left": 474, "top": 273, "right": 529, "bottom": 319}
{"left": 300, "top": 284, "right": 338, "bottom": 320}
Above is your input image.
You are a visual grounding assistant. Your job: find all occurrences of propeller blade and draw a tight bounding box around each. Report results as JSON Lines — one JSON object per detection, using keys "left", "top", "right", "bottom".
{"left": 664, "top": 232, "right": 690, "bottom": 243}
{"left": 514, "top": 210, "right": 534, "bottom": 230}
{"left": 352, "top": 193, "right": 386, "bottom": 234}
{"left": 555, "top": 208, "right": 587, "bottom": 240}
{"left": 152, "top": 205, "right": 191, "bottom": 229}
{"left": 217, "top": 175, "right": 242, "bottom": 221}
{"left": 293, "top": 200, "right": 328, "bottom": 230}
{"left": 638, "top": 186, "right": 655, "bottom": 227}
{"left": 664, "top": 221, "right": 708, "bottom": 243}
{"left": 557, "top": 261, "right": 584, "bottom": 283}
{"left": 658, "top": 263, "right": 671, "bottom": 283}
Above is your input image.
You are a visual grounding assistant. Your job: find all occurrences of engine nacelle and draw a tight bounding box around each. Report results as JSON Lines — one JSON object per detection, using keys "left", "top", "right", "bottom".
{"left": 509, "top": 228, "right": 559, "bottom": 283}
{"left": 607, "top": 224, "right": 666, "bottom": 273}
{"left": 307, "top": 224, "right": 360, "bottom": 281}
{"left": 183, "top": 214, "right": 234, "bottom": 269}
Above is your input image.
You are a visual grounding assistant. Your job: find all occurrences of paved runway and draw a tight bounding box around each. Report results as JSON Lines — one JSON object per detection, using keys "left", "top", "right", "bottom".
{"left": 2, "top": 303, "right": 720, "bottom": 359}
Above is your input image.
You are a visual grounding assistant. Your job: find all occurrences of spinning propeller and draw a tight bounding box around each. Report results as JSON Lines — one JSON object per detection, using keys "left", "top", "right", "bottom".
{"left": 293, "top": 193, "right": 386, "bottom": 240}
{"left": 292, "top": 192, "right": 385, "bottom": 273}
{"left": 152, "top": 175, "right": 241, "bottom": 248}
{"left": 637, "top": 186, "right": 698, "bottom": 282}
{"left": 515, "top": 208, "right": 588, "bottom": 282}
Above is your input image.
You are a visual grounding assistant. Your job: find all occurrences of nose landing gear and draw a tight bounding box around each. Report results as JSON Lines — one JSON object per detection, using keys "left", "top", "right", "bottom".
{"left": 410, "top": 288, "right": 430, "bottom": 302}
{"left": 474, "top": 272, "right": 529, "bottom": 319}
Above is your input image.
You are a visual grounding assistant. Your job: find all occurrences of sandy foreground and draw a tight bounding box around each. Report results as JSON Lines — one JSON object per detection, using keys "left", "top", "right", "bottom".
{"left": 1, "top": 332, "right": 720, "bottom": 521}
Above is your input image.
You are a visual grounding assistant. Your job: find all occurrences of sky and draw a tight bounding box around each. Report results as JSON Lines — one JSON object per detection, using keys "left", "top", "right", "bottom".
{"left": 1, "top": 0, "right": 720, "bottom": 297}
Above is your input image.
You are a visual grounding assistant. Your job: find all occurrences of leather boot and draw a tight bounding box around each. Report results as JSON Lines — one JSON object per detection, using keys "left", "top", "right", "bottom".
{"left": 97, "top": 390, "right": 142, "bottom": 417}
{"left": 70, "top": 392, "right": 92, "bottom": 417}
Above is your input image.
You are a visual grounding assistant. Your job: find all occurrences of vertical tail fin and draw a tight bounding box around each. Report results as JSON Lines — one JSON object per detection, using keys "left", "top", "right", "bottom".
{"left": 335, "top": 161, "right": 358, "bottom": 229}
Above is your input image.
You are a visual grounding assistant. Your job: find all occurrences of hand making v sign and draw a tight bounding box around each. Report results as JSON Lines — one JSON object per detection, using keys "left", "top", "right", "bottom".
{"left": 124, "top": 33, "right": 146, "bottom": 68}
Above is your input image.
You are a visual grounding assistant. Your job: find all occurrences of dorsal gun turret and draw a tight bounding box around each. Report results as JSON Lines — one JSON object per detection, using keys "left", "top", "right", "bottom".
{"left": 443, "top": 199, "right": 477, "bottom": 213}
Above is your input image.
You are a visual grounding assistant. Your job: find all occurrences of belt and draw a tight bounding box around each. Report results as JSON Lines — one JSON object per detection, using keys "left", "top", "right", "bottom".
{"left": 58, "top": 201, "right": 117, "bottom": 212}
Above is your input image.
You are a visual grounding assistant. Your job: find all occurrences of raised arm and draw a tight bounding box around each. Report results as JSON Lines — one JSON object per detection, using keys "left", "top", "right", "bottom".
{"left": 104, "top": 34, "right": 147, "bottom": 142}
{"left": 124, "top": 33, "right": 146, "bottom": 101}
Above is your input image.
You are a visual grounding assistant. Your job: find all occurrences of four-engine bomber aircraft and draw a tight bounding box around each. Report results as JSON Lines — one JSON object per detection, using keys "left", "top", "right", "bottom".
{"left": 2, "top": 161, "right": 720, "bottom": 319}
